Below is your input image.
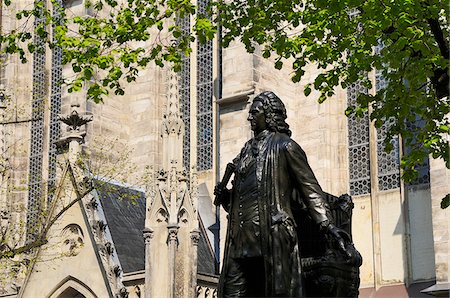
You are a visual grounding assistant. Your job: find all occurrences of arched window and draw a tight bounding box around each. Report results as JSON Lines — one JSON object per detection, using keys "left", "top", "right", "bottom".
{"left": 57, "top": 287, "right": 86, "bottom": 298}
{"left": 48, "top": 276, "right": 97, "bottom": 298}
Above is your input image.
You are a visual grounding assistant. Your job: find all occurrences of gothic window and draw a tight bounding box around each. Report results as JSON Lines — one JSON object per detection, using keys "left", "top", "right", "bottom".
{"left": 347, "top": 46, "right": 405, "bottom": 194}
{"left": 347, "top": 80, "right": 371, "bottom": 196}
{"left": 196, "top": 0, "right": 214, "bottom": 171}
{"left": 27, "top": 0, "right": 47, "bottom": 239}
{"left": 179, "top": 0, "right": 215, "bottom": 172}
{"left": 347, "top": 77, "right": 402, "bottom": 195}
{"left": 48, "top": 0, "right": 63, "bottom": 202}
{"left": 374, "top": 43, "right": 401, "bottom": 191}
{"left": 376, "top": 122, "right": 400, "bottom": 191}
{"left": 178, "top": 15, "right": 191, "bottom": 170}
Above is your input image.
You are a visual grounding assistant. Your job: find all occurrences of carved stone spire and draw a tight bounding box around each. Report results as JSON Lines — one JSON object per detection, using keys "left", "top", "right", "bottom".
{"left": 161, "top": 70, "right": 184, "bottom": 170}
{"left": 145, "top": 68, "right": 199, "bottom": 298}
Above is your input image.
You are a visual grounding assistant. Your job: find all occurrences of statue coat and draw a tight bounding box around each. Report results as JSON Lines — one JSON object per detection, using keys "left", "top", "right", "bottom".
{"left": 218, "top": 131, "right": 331, "bottom": 297}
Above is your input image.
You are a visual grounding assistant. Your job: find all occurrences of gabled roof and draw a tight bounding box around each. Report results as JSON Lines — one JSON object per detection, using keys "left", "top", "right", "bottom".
{"left": 95, "top": 181, "right": 146, "bottom": 274}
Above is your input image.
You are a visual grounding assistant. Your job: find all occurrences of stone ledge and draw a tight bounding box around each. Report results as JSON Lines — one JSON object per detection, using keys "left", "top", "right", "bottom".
{"left": 217, "top": 89, "right": 254, "bottom": 107}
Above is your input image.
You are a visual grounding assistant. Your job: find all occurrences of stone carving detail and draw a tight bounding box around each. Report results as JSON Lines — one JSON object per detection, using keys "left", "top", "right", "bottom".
{"left": 178, "top": 208, "right": 189, "bottom": 225}
{"left": 146, "top": 166, "right": 157, "bottom": 207}
{"left": 143, "top": 228, "right": 154, "bottom": 244}
{"left": 83, "top": 193, "right": 128, "bottom": 298}
{"left": 157, "top": 169, "right": 168, "bottom": 181}
{"left": 196, "top": 286, "right": 217, "bottom": 298}
{"left": 134, "top": 285, "right": 141, "bottom": 298}
{"left": 56, "top": 103, "right": 93, "bottom": 151}
{"left": 167, "top": 225, "right": 179, "bottom": 244}
{"left": 86, "top": 197, "right": 98, "bottom": 210}
{"left": 189, "top": 168, "right": 198, "bottom": 213}
{"left": 156, "top": 208, "right": 169, "bottom": 223}
{"left": 61, "top": 224, "right": 84, "bottom": 256}
{"left": 113, "top": 265, "right": 122, "bottom": 277}
{"left": 104, "top": 242, "right": 114, "bottom": 255}
{"left": 151, "top": 164, "right": 197, "bottom": 227}
{"left": 161, "top": 72, "right": 183, "bottom": 137}
{"left": 190, "top": 229, "right": 200, "bottom": 246}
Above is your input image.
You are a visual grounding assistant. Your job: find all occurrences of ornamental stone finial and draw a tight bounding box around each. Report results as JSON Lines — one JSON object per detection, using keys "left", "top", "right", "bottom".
{"left": 59, "top": 104, "right": 93, "bottom": 132}
{"left": 56, "top": 103, "right": 93, "bottom": 150}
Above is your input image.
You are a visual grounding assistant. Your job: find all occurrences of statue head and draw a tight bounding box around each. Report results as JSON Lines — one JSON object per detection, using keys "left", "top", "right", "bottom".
{"left": 250, "top": 91, "right": 291, "bottom": 136}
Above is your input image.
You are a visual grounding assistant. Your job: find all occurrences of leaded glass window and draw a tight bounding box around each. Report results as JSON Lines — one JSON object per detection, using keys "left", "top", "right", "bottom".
{"left": 196, "top": 0, "right": 213, "bottom": 171}
{"left": 27, "top": 0, "right": 46, "bottom": 239}
{"left": 405, "top": 117, "right": 430, "bottom": 186}
{"left": 177, "top": 15, "right": 191, "bottom": 170}
{"left": 347, "top": 80, "right": 371, "bottom": 196}
{"left": 375, "top": 69, "right": 400, "bottom": 191}
{"left": 374, "top": 43, "right": 401, "bottom": 191}
{"left": 48, "top": 0, "right": 63, "bottom": 203}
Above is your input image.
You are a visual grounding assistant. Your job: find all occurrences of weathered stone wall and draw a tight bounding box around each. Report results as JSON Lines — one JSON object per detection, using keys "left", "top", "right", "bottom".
{"left": 430, "top": 157, "right": 450, "bottom": 284}
{"left": 1, "top": 0, "right": 34, "bottom": 199}
{"left": 83, "top": 64, "right": 165, "bottom": 185}
{"left": 0, "top": 3, "right": 40, "bottom": 295}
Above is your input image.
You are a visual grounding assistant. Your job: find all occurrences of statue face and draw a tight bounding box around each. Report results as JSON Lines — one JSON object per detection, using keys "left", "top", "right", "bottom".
{"left": 248, "top": 100, "right": 267, "bottom": 134}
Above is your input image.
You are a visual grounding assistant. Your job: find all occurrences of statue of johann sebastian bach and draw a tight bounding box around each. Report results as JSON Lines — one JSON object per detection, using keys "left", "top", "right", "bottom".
{"left": 214, "top": 91, "right": 350, "bottom": 297}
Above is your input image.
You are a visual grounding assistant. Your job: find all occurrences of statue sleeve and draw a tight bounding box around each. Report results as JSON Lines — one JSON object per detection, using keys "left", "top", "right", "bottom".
{"left": 285, "top": 140, "right": 330, "bottom": 224}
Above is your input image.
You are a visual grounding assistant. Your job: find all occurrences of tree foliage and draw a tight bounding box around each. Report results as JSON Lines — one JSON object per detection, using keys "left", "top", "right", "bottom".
{"left": 216, "top": 0, "right": 449, "bottom": 188}
{"left": 0, "top": 0, "right": 449, "bottom": 207}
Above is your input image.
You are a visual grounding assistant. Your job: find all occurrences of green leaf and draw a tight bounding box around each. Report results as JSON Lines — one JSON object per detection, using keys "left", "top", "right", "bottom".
{"left": 72, "top": 64, "right": 81, "bottom": 73}
{"left": 274, "top": 60, "right": 283, "bottom": 70}
{"left": 84, "top": 67, "right": 93, "bottom": 80}
{"left": 27, "top": 43, "right": 35, "bottom": 53}
{"left": 441, "top": 194, "right": 450, "bottom": 209}
{"left": 304, "top": 84, "right": 311, "bottom": 96}
{"left": 345, "top": 107, "right": 354, "bottom": 117}
{"left": 439, "top": 125, "right": 449, "bottom": 132}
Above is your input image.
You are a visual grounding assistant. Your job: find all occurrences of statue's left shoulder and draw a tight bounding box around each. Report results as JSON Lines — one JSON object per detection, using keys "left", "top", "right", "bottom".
{"left": 281, "top": 135, "right": 303, "bottom": 153}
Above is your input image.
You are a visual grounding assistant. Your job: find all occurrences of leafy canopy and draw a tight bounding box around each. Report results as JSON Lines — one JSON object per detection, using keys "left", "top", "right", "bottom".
{"left": 1, "top": 0, "right": 449, "bottom": 206}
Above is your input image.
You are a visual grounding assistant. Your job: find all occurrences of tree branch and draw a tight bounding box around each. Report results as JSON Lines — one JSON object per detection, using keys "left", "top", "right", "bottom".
{"left": 0, "top": 162, "right": 94, "bottom": 259}
{"left": 40, "top": 186, "right": 94, "bottom": 238}
{"left": 427, "top": 18, "right": 449, "bottom": 99}
{"left": 427, "top": 18, "right": 449, "bottom": 60}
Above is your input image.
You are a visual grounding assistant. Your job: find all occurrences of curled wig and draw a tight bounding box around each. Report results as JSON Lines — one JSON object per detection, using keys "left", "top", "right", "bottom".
{"left": 253, "top": 91, "right": 292, "bottom": 136}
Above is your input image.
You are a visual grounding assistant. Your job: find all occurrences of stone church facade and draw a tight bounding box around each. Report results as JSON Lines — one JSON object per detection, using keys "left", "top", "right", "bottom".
{"left": 0, "top": 0, "right": 448, "bottom": 297}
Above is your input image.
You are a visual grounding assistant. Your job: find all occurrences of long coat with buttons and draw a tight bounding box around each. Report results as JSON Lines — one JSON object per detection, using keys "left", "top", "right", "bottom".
{"left": 218, "top": 131, "right": 331, "bottom": 297}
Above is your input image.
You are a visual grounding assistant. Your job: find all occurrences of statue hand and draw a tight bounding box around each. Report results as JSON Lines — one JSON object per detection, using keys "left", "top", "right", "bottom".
{"left": 214, "top": 182, "right": 224, "bottom": 197}
{"left": 214, "top": 183, "right": 230, "bottom": 209}
{"left": 326, "top": 224, "right": 352, "bottom": 259}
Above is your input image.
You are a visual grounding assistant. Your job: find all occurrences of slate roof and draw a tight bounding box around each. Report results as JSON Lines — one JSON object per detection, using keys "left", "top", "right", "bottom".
{"left": 197, "top": 216, "right": 217, "bottom": 275}
{"left": 94, "top": 181, "right": 218, "bottom": 276}
{"left": 95, "top": 182, "right": 146, "bottom": 273}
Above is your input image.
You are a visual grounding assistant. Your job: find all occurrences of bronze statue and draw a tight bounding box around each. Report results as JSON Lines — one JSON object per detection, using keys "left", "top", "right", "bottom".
{"left": 215, "top": 91, "right": 359, "bottom": 297}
